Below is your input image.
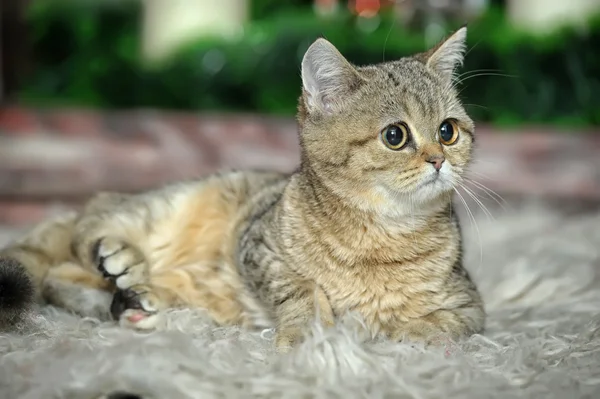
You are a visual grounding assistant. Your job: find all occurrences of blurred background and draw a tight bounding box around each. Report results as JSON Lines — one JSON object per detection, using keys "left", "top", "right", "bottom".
{"left": 0, "top": 0, "right": 598, "bottom": 228}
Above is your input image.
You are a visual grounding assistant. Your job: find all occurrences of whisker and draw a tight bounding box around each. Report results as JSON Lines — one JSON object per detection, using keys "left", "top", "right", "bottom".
{"left": 456, "top": 72, "right": 519, "bottom": 95}
{"left": 453, "top": 187, "right": 483, "bottom": 272}
{"left": 382, "top": 1, "right": 401, "bottom": 62}
{"left": 465, "top": 171, "right": 493, "bottom": 182}
{"left": 453, "top": 69, "right": 515, "bottom": 91}
{"left": 457, "top": 72, "right": 519, "bottom": 85}
{"left": 463, "top": 40, "right": 483, "bottom": 58}
{"left": 465, "top": 178, "right": 511, "bottom": 211}
{"left": 456, "top": 68, "right": 506, "bottom": 80}
{"left": 468, "top": 159, "right": 505, "bottom": 168}
{"left": 463, "top": 103, "right": 489, "bottom": 111}
{"left": 458, "top": 182, "right": 495, "bottom": 221}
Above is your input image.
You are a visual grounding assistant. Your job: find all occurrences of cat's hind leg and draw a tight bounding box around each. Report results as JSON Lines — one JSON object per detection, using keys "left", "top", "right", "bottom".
{"left": 0, "top": 210, "right": 120, "bottom": 325}
{"left": 72, "top": 179, "right": 245, "bottom": 330}
{"left": 74, "top": 172, "right": 284, "bottom": 330}
{"left": 92, "top": 237, "right": 167, "bottom": 328}
{"left": 43, "top": 261, "right": 114, "bottom": 320}
{"left": 88, "top": 236, "right": 177, "bottom": 329}
{"left": 73, "top": 203, "right": 167, "bottom": 329}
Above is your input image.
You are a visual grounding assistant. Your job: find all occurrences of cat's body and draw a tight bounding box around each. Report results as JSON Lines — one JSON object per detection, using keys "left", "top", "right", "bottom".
{"left": 0, "top": 27, "right": 485, "bottom": 350}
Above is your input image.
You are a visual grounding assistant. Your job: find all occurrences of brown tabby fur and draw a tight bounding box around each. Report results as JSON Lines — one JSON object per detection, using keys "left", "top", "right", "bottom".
{"left": 0, "top": 27, "right": 485, "bottom": 351}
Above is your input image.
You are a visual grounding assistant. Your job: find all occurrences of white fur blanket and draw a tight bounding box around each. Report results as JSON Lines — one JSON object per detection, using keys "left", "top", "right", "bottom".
{"left": 1, "top": 202, "right": 599, "bottom": 399}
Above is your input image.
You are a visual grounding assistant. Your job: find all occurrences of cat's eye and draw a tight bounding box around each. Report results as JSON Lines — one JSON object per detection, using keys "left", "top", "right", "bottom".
{"left": 381, "top": 123, "right": 409, "bottom": 150}
{"left": 439, "top": 119, "right": 459, "bottom": 145}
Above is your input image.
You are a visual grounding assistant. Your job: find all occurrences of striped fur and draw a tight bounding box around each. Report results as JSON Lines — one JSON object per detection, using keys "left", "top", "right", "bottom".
{"left": 0, "top": 27, "right": 484, "bottom": 351}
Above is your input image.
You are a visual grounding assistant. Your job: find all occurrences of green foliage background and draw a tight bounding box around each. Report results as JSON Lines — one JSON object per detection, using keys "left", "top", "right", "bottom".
{"left": 20, "top": 0, "right": 600, "bottom": 127}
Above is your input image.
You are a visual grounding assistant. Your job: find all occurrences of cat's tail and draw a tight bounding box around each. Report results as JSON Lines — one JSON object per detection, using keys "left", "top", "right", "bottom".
{"left": 0, "top": 212, "right": 78, "bottom": 328}
{"left": 0, "top": 257, "right": 35, "bottom": 327}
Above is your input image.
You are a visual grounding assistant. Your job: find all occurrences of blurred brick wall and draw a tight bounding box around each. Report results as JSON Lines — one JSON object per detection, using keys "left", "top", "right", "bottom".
{"left": 0, "top": 106, "right": 599, "bottom": 226}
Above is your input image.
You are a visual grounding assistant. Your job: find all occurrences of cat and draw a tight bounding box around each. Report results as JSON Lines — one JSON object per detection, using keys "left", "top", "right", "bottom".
{"left": 0, "top": 26, "right": 485, "bottom": 351}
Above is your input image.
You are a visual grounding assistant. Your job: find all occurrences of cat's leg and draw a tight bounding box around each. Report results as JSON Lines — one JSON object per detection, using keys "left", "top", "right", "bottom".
{"left": 85, "top": 234, "right": 184, "bottom": 330}
{"left": 0, "top": 210, "right": 125, "bottom": 325}
{"left": 387, "top": 267, "right": 485, "bottom": 345}
{"left": 72, "top": 178, "right": 251, "bottom": 330}
{"left": 270, "top": 277, "right": 335, "bottom": 353}
{"left": 0, "top": 211, "right": 79, "bottom": 301}
{"left": 108, "top": 282, "right": 178, "bottom": 329}
{"left": 109, "top": 264, "right": 247, "bottom": 329}
{"left": 71, "top": 191, "right": 149, "bottom": 286}
{"left": 394, "top": 312, "right": 485, "bottom": 347}
{"left": 70, "top": 193, "right": 171, "bottom": 329}
{"left": 92, "top": 237, "right": 149, "bottom": 292}
{"left": 0, "top": 211, "right": 97, "bottom": 326}
{"left": 74, "top": 172, "right": 288, "bottom": 330}
{"left": 388, "top": 306, "right": 485, "bottom": 346}
{"left": 43, "top": 261, "right": 114, "bottom": 320}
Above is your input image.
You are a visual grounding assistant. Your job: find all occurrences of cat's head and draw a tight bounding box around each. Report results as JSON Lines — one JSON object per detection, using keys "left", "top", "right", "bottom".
{"left": 298, "top": 27, "right": 474, "bottom": 216}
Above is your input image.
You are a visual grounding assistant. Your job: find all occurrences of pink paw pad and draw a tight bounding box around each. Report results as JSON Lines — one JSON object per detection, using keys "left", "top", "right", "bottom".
{"left": 126, "top": 312, "right": 147, "bottom": 323}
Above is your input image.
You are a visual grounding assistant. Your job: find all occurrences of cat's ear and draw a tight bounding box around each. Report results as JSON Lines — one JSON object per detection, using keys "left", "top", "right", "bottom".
{"left": 301, "top": 38, "right": 363, "bottom": 114}
{"left": 423, "top": 26, "right": 468, "bottom": 81}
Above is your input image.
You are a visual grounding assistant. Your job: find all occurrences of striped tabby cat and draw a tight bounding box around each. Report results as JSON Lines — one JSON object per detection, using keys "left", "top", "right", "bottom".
{"left": 0, "top": 27, "right": 484, "bottom": 351}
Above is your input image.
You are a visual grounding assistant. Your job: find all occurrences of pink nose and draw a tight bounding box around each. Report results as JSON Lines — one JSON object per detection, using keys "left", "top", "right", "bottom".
{"left": 426, "top": 156, "right": 445, "bottom": 171}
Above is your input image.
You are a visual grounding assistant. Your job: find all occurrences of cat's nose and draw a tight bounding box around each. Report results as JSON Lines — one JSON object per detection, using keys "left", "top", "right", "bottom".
{"left": 426, "top": 155, "right": 445, "bottom": 171}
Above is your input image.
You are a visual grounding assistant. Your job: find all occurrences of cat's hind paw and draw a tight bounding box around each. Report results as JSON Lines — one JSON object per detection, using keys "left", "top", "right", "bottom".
{"left": 110, "top": 285, "right": 163, "bottom": 330}
{"left": 93, "top": 237, "right": 148, "bottom": 290}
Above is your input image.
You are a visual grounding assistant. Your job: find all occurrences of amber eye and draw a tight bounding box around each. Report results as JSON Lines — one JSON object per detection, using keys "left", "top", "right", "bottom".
{"left": 381, "top": 123, "right": 409, "bottom": 150}
{"left": 439, "top": 119, "right": 459, "bottom": 145}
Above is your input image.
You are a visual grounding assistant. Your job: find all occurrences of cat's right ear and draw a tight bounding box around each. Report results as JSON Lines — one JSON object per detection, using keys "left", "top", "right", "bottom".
{"left": 301, "top": 38, "right": 363, "bottom": 114}
{"left": 422, "top": 26, "right": 468, "bottom": 82}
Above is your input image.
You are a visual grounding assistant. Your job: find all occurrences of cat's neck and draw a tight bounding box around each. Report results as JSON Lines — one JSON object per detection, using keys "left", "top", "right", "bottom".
{"left": 285, "top": 166, "right": 455, "bottom": 264}
{"left": 293, "top": 164, "right": 452, "bottom": 235}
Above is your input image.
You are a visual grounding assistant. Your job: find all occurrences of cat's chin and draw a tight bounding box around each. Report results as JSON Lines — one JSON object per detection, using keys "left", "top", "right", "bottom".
{"left": 411, "top": 179, "right": 454, "bottom": 204}
{"left": 373, "top": 181, "right": 452, "bottom": 218}
{"left": 409, "top": 167, "right": 457, "bottom": 204}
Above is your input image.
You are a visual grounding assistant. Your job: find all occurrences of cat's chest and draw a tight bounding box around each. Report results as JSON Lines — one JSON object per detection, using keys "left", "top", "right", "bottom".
{"left": 307, "top": 243, "right": 455, "bottom": 333}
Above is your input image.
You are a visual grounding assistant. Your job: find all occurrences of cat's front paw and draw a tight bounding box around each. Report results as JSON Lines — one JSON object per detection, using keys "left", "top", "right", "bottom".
{"left": 110, "top": 284, "right": 164, "bottom": 330}
{"left": 388, "top": 309, "right": 475, "bottom": 347}
{"left": 389, "top": 320, "right": 449, "bottom": 347}
{"left": 274, "top": 326, "right": 305, "bottom": 353}
{"left": 92, "top": 237, "right": 148, "bottom": 290}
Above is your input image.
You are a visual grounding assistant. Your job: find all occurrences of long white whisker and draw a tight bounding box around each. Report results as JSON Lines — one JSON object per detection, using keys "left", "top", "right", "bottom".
{"left": 453, "top": 187, "right": 483, "bottom": 272}
{"left": 466, "top": 168, "right": 500, "bottom": 181}
{"left": 457, "top": 72, "right": 518, "bottom": 85}
{"left": 457, "top": 68, "right": 506, "bottom": 77}
{"left": 463, "top": 40, "right": 483, "bottom": 58}
{"left": 463, "top": 103, "right": 489, "bottom": 111}
{"left": 465, "top": 178, "right": 510, "bottom": 211}
{"left": 458, "top": 183, "right": 495, "bottom": 221}
{"left": 456, "top": 72, "right": 518, "bottom": 96}
{"left": 381, "top": 2, "right": 400, "bottom": 62}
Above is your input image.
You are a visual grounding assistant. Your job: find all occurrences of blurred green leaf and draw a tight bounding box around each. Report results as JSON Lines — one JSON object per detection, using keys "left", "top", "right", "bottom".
{"left": 18, "top": 2, "right": 600, "bottom": 128}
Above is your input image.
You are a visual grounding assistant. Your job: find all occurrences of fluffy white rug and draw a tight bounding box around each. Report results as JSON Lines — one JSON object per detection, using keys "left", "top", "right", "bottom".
{"left": 1, "top": 201, "right": 600, "bottom": 399}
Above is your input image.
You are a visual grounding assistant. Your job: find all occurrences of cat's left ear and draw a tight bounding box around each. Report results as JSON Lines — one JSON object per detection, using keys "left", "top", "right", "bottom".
{"left": 301, "top": 38, "right": 364, "bottom": 114}
{"left": 423, "top": 26, "right": 468, "bottom": 81}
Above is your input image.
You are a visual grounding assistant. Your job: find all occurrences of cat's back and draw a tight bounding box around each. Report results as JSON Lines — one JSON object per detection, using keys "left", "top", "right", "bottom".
{"left": 140, "top": 169, "right": 290, "bottom": 270}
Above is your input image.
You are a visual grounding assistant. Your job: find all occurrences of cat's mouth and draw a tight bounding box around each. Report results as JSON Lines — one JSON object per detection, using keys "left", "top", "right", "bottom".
{"left": 420, "top": 173, "right": 441, "bottom": 186}
{"left": 415, "top": 172, "right": 453, "bottom": 196}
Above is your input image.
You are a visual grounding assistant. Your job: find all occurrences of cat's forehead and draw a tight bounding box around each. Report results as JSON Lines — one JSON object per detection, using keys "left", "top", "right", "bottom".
{"left": 357, "top": 59, "right": 461, "bottom": 122}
